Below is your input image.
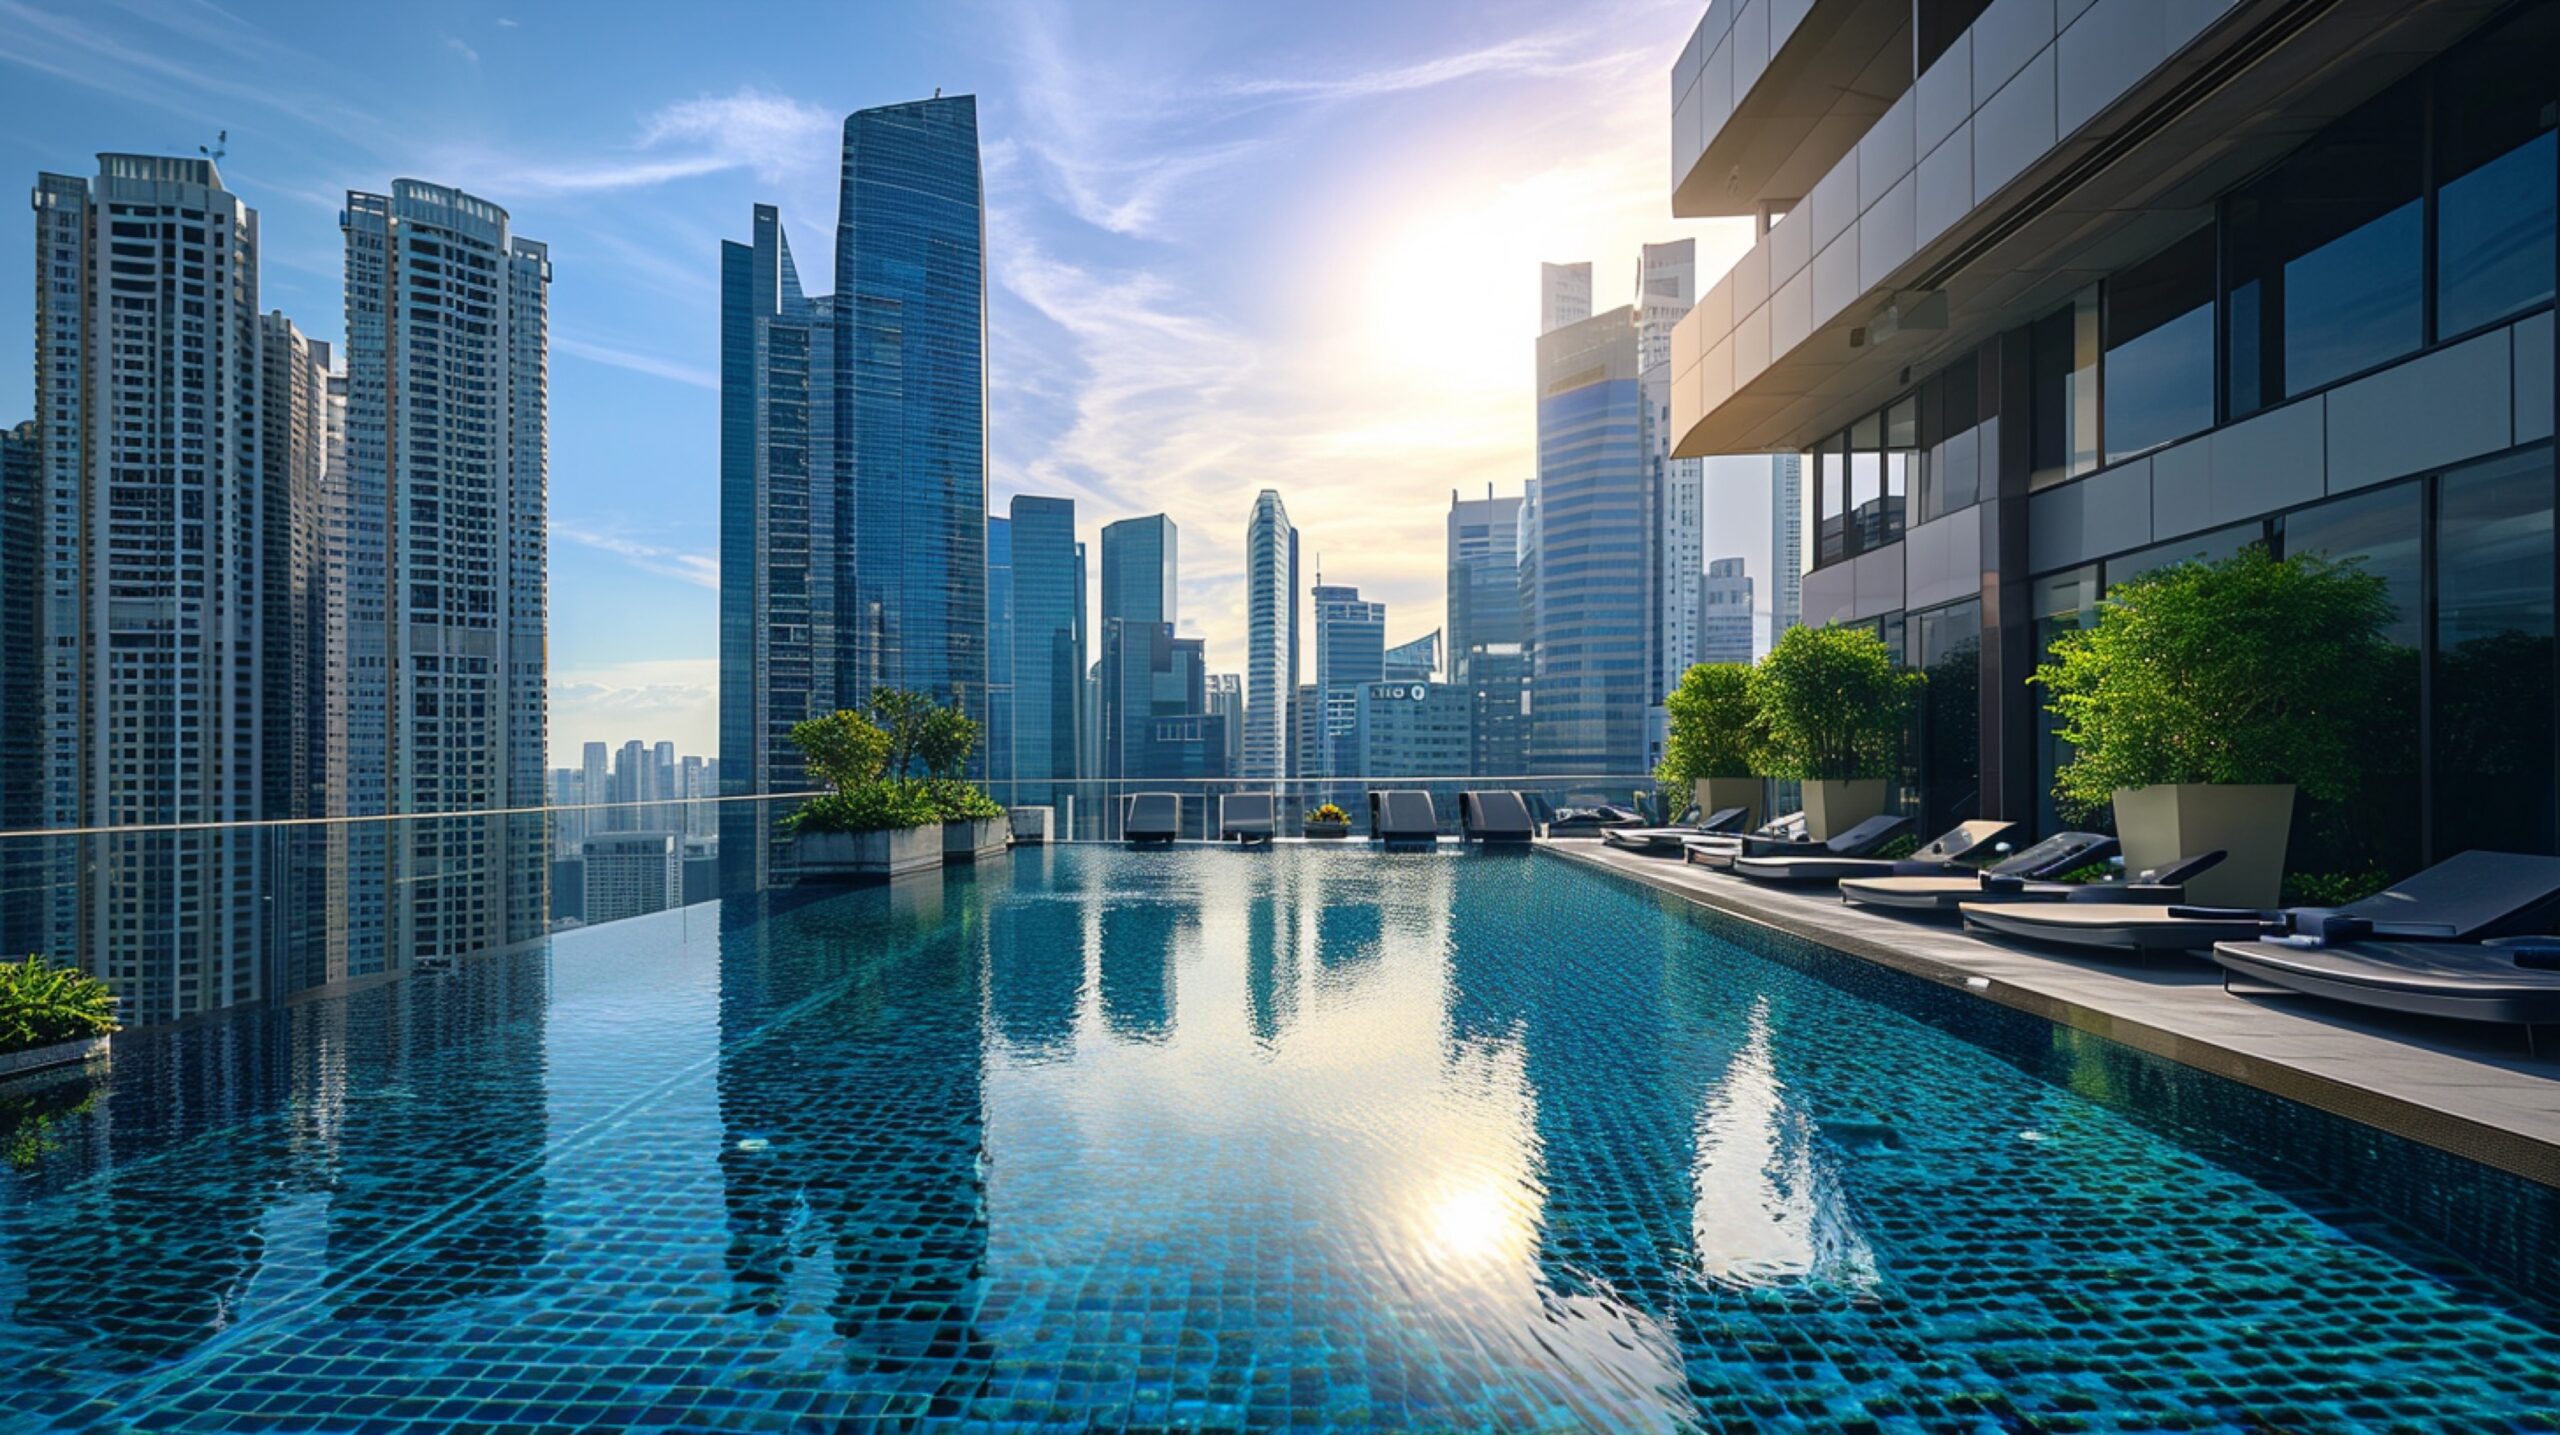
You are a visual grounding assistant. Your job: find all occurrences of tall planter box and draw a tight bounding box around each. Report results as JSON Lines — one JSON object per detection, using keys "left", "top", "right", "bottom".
{"left": 944, "top": 815, "right": 1012, "bottom": 863}
{"left": 793, "top": 825, "right": 942, "bottom": 882}
{"left": 1693, "top": 777, "right": 1762, "bottom": 832}
{"left": 2113, "top": 783, "right": 2294, "bottom": 909}
{"left": 0, "top": 1033, "right": 110, "bottom": 1081}
{"left": 1803, "top": 780, "right": 1887, "bottom": 841}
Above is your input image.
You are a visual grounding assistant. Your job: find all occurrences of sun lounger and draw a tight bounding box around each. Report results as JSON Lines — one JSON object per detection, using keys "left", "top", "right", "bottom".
{"left": 1460, "top": 791, "right": 1535, "bottom": 843}
{"left": 1838, "top": 832, "right": 2121, "bottom": 911}
{"left": 1600, "top": 806, "right": 1749, "bottom": 853}
{"left": 1218, "top": 793, "right": 1276, "bottom": 844}
{"left": 1733, "top": 819, "right": 2015, "bottom": 884}
{"left": 1545, "top": 802, "right": 1646, "bottom": 836}
{"left": 1687, "top": 813, "right": 1906, "bottom": 872}
{"left": 1679, "top": 811, "right": 1806, "bottom": 865}
{"left": 2212, "top": 935, "right": 2560, "bottom": 1034}
{"left": 1369, "top": 790, "right": 1439, "bottom": 846}
{"left": 1963, "top": 850, "right": 2560, "bottom": 954}
{"left": 1123, "top": 792, "right": 1180, "bottom": 845}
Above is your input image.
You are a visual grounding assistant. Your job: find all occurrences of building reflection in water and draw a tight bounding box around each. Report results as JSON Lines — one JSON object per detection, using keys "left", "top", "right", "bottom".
{"left": 714, "top": 880, "right": 992, "bottom": 1401}
{"left": 1689, "top": 996, "right": 1878, "bottom": 1292}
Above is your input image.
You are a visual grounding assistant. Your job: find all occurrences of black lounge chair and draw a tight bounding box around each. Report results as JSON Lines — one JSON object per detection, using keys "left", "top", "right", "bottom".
{"left": 1601, "top": 805, "right": 1749, "bottom": 853}
{"left": 1545, "top": 802, "right": 1645, "bottom": 837}
{"left": 1218, "top": 793, "right": 1276, "bottom": 844}
{"left": 1734, "top": 819, "right": 2015, "bottom": 885}
{"left": 1123, "top": 792, "right": 1180, "bottom": 845}
{"left": 1688, "top": 813, "right": 1906, "bottom": 873}
{"left": 1964, "top": 849, "right": 2560, "bottom": 954}
{"left": 1369, "top": 790, "right": 1439, "bottom": 846}
{"left": 1839, "top": 832, "right": 2121, "bottom": 911}
{"left": 1679, "top": 811, "right": 1806, "bottom": 865}
{"left": 2212, "top": 936, "right": 2560, "bottom": 1037}
{"left": 1460, "top": 791, "right": 1535, "bottom": 843}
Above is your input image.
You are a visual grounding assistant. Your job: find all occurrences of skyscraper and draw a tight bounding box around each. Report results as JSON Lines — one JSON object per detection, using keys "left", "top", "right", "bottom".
{"left": 1531, "top": 306, "right": 1651, "bottom": 774}
{"left": 1539, "top": 261, "right": 1592, "bottom": 334}
{"left": 1007, "top": 495, "right": 1084, "bottom": 808}
{"left": 1636, "top": 241, "right": 1703, "bottom": 764}
{"left": 1205, "top": 673, "right": 1244, "bottom": 769}
{"left": 0, "top": 420, "right": 43, "bottom": 962}
{"left": 1311, "top": 582, "right": 1386, "bottom": 780}
{"left": 1700, "top": 557, "right": 1755, "bottom": 665}
{"left": 718, "top": 203, "right": 834, "bottom": 890}
{"left": 986, "top": 514, "right": 1012, "bottom": 787}
{"left": 258, "top": 314, "right": 332, "bottom": 996}
{"left": 31, "top": 156, "right": 269, "bottom": 1022}
{"left": 836, "top": 95, "right": 988, "bottom": 730}
{"left": 1099, "top": 514, "right": 1179, "bottom": 780}
{"left": 1769, "top": 453, "right": 1803, "bottom": 644}
{"left": 342, "top": 178, "right": 551, "bottom": 971}
{"left": 1381, "top": 631, "right": 1439, "bottom": 682}
{"left": 1242, "top": 490, "right": 1298, "bottom": 780}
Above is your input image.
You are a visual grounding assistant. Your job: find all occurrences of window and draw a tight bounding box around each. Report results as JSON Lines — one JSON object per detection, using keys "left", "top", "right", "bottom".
{"left": 2225, "top": 76, "right": 2424, "bottom": 412}
{"left": 2030, "top": 569, "right": 2099, "bottom": 839}
{"left": 2432, "top": 448, "right": 2556, "bottom": 857}
{"left": 2028, "top": 289, "right": 2098, "bottom": 490}
{"left": 1911, "top": 599, "right": 1981, "bottom": 838}
{"left": 1919, "top": 349, "right": 1984, "bottom": 524}
{"left": 2104, "top": 522, "right": 2268, "bottom": 589}
{"left": 2279, "top": 482, "right": 2423, "bottom": 878}
{"left": 1849, "top": 414, "right": 1883, "bottom": 553}
{"left": 1883, "top": 396, "right": 1915, "bottom": 546}
{"left": 2433, "top": 5, "right": 2559, "bottom": 339}
{"left": 2103, "top": 223, "right": 2216, "bottom": 460}
{"left": 1817, "top": 435, "right": 1847, "bottom": 568}
{"left": 1916, "top": 0, "right": 1992, "bottom": 78}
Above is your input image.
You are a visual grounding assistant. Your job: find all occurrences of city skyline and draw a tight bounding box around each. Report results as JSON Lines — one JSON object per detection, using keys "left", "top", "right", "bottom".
{"left": 0, "top": 0, "right": 1755, "bottom": 765}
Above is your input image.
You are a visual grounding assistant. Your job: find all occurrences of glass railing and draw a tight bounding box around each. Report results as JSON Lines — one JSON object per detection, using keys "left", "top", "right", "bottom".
{"left": 0, "top": 777, "right": 1686, "bottom": 1033}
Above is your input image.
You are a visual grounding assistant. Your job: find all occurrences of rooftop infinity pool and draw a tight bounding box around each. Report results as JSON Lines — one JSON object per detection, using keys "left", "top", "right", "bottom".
{"left": 1, "top": 845, "right": 2554, "bottom": 1430}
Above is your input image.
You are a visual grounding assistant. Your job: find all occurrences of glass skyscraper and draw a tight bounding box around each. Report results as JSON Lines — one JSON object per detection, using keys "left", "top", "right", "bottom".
{"left": 836, "top": 95, "right": 989, "bottom": 734}
{"left": 986, "top": 515, "right": 1013, "bottom": 786}
{"left": 1098, "top": 515, "right": 1177, "bottom": 779}
{"left": 1007, "top": 495, "right": 1084, "bottom": 807}
{"left": 1243, "top": 490, "right": 1298, "bottom": 780}
{"left": 1531, "top": 307, "right": 1652, "bottom": 774}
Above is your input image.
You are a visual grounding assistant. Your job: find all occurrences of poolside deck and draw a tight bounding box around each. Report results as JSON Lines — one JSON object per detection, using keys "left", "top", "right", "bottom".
{"left": 1545, "top": 839, "right": 2560, "bottom": 1189}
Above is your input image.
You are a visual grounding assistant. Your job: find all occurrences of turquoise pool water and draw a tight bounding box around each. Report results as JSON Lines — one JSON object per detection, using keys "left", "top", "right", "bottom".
{"left": 0, "top": 845, "right": 2553, "bottom": 1431}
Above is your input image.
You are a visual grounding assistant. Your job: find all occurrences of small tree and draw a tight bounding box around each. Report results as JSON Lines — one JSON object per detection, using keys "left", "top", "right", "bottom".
{"left": 2029, "top": 547, "right": 2392, "bottom": 818}
{"left": 1655, "top": 662, "right": 1765, "bottom": 792}
{"left": 867, "top": 687, "right": 937, "bottom": 780}
{"left": 915, "top": 705, "right": 980, "bottom": 781}
{"left": 1750, "top": 625, "right": 1922, "bottom": 782}
{"left": 789, "top": 709, "right": 890, "bottom": 795}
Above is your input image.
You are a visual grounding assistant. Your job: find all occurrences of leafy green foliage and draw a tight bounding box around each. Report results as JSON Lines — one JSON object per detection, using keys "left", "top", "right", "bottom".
{"left": 1655, "top": 662, "right": 1766, "bottom": 789}
{"left": 2053, "top": 861, "right": 2117, "bottom": 885}
{"left": 866, "top": 687, "right": 942, "bottom": 779}
{"left": 782, "top": 781, "right": 943, "bottom": 835}
{"left": 927, "top": 779, "right": 1005, "bottom": 821}
{"left": 1750, "top": 625, "right": 1923, "bottom": 782}
{"left": 2284, "top": 867, "right": 2394, "bottom": 908}
{"left": 1871, "top": 833, "right": 1920, "bottom": 860}
{"left": 788, "top": 710, "right": 891, "bottom": 795}
{"left": 2, "top": 1087, "right": 96, "bottom": 1171}
{"left": 2029, "top": 548, "right": 2395, "bottom": 818}
{"left": 914, "top": 707, "right": 980, "bottom": 782}
{"left": 0, "top": 955, "right": 119, "bottom": 1056}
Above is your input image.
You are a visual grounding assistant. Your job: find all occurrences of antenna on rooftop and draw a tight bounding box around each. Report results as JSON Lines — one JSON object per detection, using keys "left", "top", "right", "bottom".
{"left": 200, "top": 130, "right": 227, "bottom": 164}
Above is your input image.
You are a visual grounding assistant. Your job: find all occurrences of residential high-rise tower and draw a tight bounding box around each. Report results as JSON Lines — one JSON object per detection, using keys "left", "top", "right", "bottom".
{"left": 1242, "top": 489, "right": 1297, "bottom": 779}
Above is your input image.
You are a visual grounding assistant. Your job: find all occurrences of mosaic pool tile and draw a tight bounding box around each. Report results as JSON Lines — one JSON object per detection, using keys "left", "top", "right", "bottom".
{"left": 0, "top": 846, "right": 2554, "bottom": 1432}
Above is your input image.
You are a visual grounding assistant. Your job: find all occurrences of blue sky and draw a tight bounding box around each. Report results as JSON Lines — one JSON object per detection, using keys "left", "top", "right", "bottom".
{"left": 0, "top": 0, "right": 1753, "bottom": 766}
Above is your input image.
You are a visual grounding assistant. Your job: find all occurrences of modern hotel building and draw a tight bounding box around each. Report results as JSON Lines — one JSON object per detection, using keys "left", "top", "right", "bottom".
{"left": 1667, "top": 0, "right": 2558, "bottom": 864}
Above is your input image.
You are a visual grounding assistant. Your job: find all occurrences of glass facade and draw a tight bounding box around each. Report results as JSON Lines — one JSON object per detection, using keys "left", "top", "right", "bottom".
{"left": 2028, "top": 288, "right": 2098, "bottom": 491}
{"left": 1008, "top": 496, "right": 1084, "bottom": 804}
{"left": 1532, "top": 311, "right": 1652, "bottom": 774}
{"left": 2432, "top": 449, "right": 2557, "bottom": 858}
{"left": 836, "top": 96, "right": 988, "bottom": 733}
{"left": 2101, "top": 224, "right": 2216, "bottom": 460}
{"left": 1909, "top": 600, "right": 1981, "bottom": 839}
{"left": 986, "top": 515, "right": 1013, "bottom": 786}
{"left": 2434, "top": 5, "right": 2560, "bottom": 340}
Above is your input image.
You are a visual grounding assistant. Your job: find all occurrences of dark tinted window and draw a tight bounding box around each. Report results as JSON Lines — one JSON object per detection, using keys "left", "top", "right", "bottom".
{"left": 1817, "top": 435, "right": 1847, "bottom": 568}
{"left": 2433, "top": 448, "right": 2556, "bottom": 857}
{"left": 2225, "top": 77, "right": 2424, "bottom": 411}
{"left": 2434, "top": 5, "right": 2559, "bottom": 338}
{"left": 2103, "top": 224, "right": 2216, "bottom": 459}
{"left": 2281, "top": 482, "right": 2423, "bottom": 878}
{"left": 2028, "top": 289, "right": 2097, "bottom": 490}
{"left": 1917, "top": 0, "right": 1992, "bottom": 78}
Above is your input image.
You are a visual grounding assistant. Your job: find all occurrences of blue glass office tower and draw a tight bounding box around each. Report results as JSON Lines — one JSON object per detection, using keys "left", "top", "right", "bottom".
{"left": 1531, "top": 307, "right": 1653, "bottom": 774}
{"left": 1098, "top": 515, "right": 1178, "bottom": 779}
{"left": 837, "top": 95, "right": 988, "bottom": 740}
{"left": 1008, "top": 496, "right": 1085, "bottom": 806}
{"left": 719, "top": 204, "right": 834, "bottom": 892}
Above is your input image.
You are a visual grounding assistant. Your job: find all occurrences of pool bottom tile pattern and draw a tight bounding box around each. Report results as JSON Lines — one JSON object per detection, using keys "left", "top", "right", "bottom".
{"left": 1, "top": 847, "right": 2555, "bottom": 1431}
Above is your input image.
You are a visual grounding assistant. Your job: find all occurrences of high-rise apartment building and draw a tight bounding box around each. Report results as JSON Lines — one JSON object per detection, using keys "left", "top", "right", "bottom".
{"left": 1446, "top": 488, "right": 1527, "bottom": 775}
{"left": 30, "top": 156, "right": 270, "bottom": 1024}
{"left": 1540, "top": 261, "right": 1592, "bottom": 335}
{"left": 341, "top": 178, "right": 550, "bottom": 971}
{"left": 1699, "top": 557, "right": 1755, "bottom": 665}
{"left": 1768, "top": 453, "right": 1802, "bottom": 644}
{"left": 985, "top": 514, "right": 1012, "bottom": 787}
{"left": 0, "top": 420, "right": 43, "bottom": 962}
{"left": 836, "top": 96, "right": 987, "bottom": 730}
{"left": 1531, "top": 306, "right": 1652, "bottom": 774}
{"left": 1242, "top": 490, "right": 1298, "bottom": 779}
{"left": 1006, "top": 495, "right": 1084, "bottom": 807}
{"left": 1665, "top": 0, "right": 2559, "bottom": 860}
{"left": 583, "top": 831, "right": 682, "bottom": 925}
{"left": 1636, "top": 241, "right": 1704, "bottom": 766}
{"left": 258, "top": 314, "right": 332, "bottom": 996}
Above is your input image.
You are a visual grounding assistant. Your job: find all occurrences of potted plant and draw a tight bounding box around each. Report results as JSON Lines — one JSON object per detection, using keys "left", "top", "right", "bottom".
{"left": 0, "top": 955, "right": 119, "bottom": 1080}
{"left": 1657, "top": 661, "right": 1767, "bottom": 831}
{"left": 2032, "top": 548, "right": 2392, "bottom": 907}
{"left": 1303, "top": 803, "right": 1351, "bottom": 839}
{"left": 783, "top": 707, "right": 942, "bottom": 880}
{"left": 885, "top": 689, "right": 1012, "bottom": 862}
{"left": 1750, "top": 624, "right": 1922, "bottom": 841}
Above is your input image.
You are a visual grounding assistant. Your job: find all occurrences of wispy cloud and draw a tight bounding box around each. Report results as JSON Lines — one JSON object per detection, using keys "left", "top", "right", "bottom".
{"left": 0, "top": 0, "right": 384, "bottom": 139}
{"left": 554, "top": 333, "right": 717, "bottom": 390}
{"left": 548, "top": 659, "right": 715, "bottom": 764}
{"left": 551, "top": 522, "right": 718, "bottom": 589}
{"left": 437, "top": 87, "right": 836, "bottom": 198}
{"left": 444, "top": 36, "right": 479, "bottom": 66}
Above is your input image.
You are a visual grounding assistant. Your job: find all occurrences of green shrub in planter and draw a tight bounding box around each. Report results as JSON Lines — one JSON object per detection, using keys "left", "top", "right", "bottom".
{"left": 1655, "top": 662, "right": 1766, "bottom": 788}
{"left": 1749, "top": 626, "right": 1921, "bottom": 782}
{"left": 0, "top": 955, "right": 119, "bottom": 1058}
{"left": 2028, "top": 548, "right": 2391, "bottom": 817}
